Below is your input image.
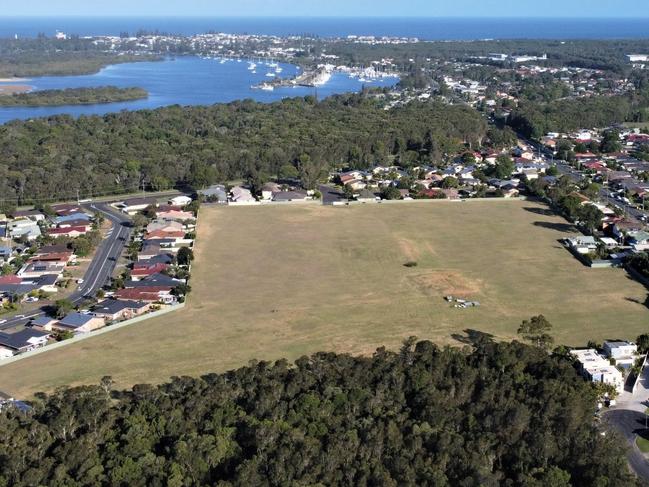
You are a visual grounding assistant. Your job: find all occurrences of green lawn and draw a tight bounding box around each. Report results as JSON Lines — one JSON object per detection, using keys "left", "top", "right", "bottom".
{"left": 637, "top": 435, "right": 649, "bottom": 453}
{"left": 1, "top": 199, "right": 647, "bottom": 397}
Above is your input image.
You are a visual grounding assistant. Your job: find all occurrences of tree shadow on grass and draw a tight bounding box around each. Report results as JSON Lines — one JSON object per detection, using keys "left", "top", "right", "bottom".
{"left": 451, "top": 329, "right": 495, "bottom": 347}
{"left": 624, "top": 297, "right": 649, "bottom": 309}
{"left": 523, "top": 206, "right": 556, "bottom": 217}
{"left": 624, "top": 273, "right": 649, "bottom": 293}
{"left": 533, "top": 221, "right": 576, "bottom": 233}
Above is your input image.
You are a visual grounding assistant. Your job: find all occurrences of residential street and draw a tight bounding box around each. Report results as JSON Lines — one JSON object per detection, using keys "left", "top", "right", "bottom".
{"left": 0, "top": 202, "right": 131, "bottom": 331}
{"left": 604, "top": 364, "right": 649, "bottom": 483}
{"left": 523, "top": 136, "right": 648, "bottom": 224}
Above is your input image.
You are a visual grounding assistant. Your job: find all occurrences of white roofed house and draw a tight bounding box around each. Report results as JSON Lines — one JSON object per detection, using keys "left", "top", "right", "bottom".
{"left": 602, "top": 341, "right": 639, "bottom": 369}
{"left": 627, "top": 230, "right": 649, "bottom": 251}
{"left": 565, "top": 235, "right": 598, "bottom": 254}
{"left": 114, "top": 197, "right": 159, "bottom": 215}
{"left": 169, "top": 195, "right": 192, "bottom": 207}
{"left": 571, "top": 349, "right": 625, "bottom": 394}
{"left": 229, "top": 186, "right": 257, "bottom": 204}
{"left": 8, "top": 219, "right": 41, "bottom": 241}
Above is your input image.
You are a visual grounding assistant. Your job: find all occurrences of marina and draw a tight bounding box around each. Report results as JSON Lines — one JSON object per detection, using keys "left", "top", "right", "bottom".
{"left": 0, "top": 56, "right": 398, "bottom": 124}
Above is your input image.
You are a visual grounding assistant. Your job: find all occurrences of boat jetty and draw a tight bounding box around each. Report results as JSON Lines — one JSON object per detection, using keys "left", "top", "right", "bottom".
{"left": 252, "top": 63, "right": 397, "bottom": 91}
{"left": 253, "top": 65, "right": 333, "bottom": 91}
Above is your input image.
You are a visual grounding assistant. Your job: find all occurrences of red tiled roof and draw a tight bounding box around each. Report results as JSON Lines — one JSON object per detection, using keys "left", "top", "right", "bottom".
{"left": 0, "top": 275, "right": 22, "bottom": 284}
{"left": 29, "top": 252, "right": 73, "bottom": 263}
{"left": 145, "top": 230, "right": 185, "bottom": 239}
{"left": 131, "top": 263, "right": 168, "bottom": 276}
{"left": 48, "top": 226, "right": 88, "bottom": 235}
{"left": 575, "top": 152, "right": 597, "bottom": 159}
{"left": 115, "top": 289, "right": 169, "bottom": 301}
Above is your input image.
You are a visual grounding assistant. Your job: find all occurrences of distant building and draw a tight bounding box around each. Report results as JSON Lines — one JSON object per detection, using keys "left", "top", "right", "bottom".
{"left": 627, "top": 54, "right": 649, "bottom": 63}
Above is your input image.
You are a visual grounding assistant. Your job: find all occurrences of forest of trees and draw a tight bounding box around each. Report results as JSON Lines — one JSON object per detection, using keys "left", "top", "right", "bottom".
{"left": 0, "top": 37, "right": 159, "bottom": 78}
{"left": 0, "top": 339, "right": 635, "bottom": 486}
{"left": 0, "top": 94, "right": 488, "bottom": 209}
{"left": 506, "top": 95, "right": 633, "bottom": 139}
{"left": 0, "top": 86, "right": 148, "bottom": 107}
{"left": 506, "top": 72, "right": 649, "bottom": 139}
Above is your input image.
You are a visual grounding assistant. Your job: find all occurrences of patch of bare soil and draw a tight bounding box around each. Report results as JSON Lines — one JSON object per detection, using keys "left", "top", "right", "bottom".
{"left": 408, "top": 270, "right": 482, "bottom": 297}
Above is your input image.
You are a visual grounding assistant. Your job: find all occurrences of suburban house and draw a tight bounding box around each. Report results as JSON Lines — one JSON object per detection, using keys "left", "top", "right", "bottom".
{"left": 11, "top": 209, "right": 46, "bottom": 222}
{"left": 55, "top": 312, "right": 105, "bottom": 334}
{"left": 30, "top": 316, "right": 59, "bottom": 332}
{"left": 169, "top": 195, "right": 192, "bottom": 207}
{"left": 261, "top": 182, "right": 282, "bottom": 200}
{"left": 47, "top": 226, "right": 90, "bottom": 238}
{"left": 0, "top": 274, "right": 58, "bottom": 300}
{"left": 0, "top": 329, "right": 49, "bottom": 354}
{"left": 17, "top": 261, "right": 66, "bottom": 279}
{"left": 8, "top": 219, "right": 41, "bottom": 241}
{"left": 272, "top": 190, "right": 309, "bottom": 202}
{"left": 602, "top": 341, "right": 639, "bottom": 369}
{"left": 114, "top": 198, "right": 159, "bottom": 215}
{"left": 566, "top": 235, "right": 598, "bottom": 254}
{"left": 115, "top": 287, "right": 175, "bottom": 304}
{"left": 357, "top": 189, "right": 378, "bottom": 203}
{"left": 147, "top": 220, "right": 184, "bottom": 234}
{"left": 52, "top": 203, "right": 84, "bottom": 216}
{"left": 131, "top": 262, "right": 169, "bottom": 281}
{"left": 54, "top": 212, "right": 91, "bottom": 225}
{"left": 612, "top": 220, "right": 643, "bottom": 239}
{"left": 571, "top": 349, "right": 625, "bottom": 394}
{"left": 145, "top": 230, "right": 186, "bottom": 241}
{"left": 156, "top": 209, "right": 195, "bottom": 221}
{"left": 198, "top": 184, "right": 228, "bottom": 203}
{"left": 627, "top": 230, "right": 649, "bottom": 250}
{"left": 229, "top": 186, "right": 256, "bottom": 203}
{"left": 28, "top": 252, "right": 75, "bottom": 268}
{"left": 92, "top": 299, "right": 150, "bottom": 322}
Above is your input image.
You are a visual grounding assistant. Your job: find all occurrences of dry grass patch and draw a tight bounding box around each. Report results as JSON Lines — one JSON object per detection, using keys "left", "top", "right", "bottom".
{"left": 1, "top": 200, "right": 647, "bottom": 397}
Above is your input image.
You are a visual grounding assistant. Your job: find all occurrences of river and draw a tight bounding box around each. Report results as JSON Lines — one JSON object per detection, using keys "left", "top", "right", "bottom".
{"left": 0, "top": 56, "right": 398, "bottom": 124}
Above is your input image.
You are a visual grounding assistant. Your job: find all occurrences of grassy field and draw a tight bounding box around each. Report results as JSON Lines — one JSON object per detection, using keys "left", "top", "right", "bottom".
{"left": 1, "top": 199, "right": 648, "bottom": 397}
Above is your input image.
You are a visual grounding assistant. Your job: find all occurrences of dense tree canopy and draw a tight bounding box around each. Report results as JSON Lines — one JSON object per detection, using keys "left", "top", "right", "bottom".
{"left": 0, "top": 86, "right": 148, "bottom": 107}
{"left": 0, "top": 95, "right": 486, "bottom": 207}
{"left": 0, "top": 340, "right": 635, "bottom": 486}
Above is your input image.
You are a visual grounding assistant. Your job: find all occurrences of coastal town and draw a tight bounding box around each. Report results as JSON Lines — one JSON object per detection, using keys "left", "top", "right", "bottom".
{"left": 4, "top": 10, "right": 649, "bottom": 483}
{"left": 1, "top": 121, "right": 649, "bottom": 361}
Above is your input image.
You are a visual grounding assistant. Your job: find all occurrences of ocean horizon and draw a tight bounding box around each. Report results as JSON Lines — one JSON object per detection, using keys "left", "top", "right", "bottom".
{"left": 0, "top": 16, "right": 648, "bottom": 40}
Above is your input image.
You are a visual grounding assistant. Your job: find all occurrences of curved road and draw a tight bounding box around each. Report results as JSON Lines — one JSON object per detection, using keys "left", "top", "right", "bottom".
{"left": 0, "top": 202, "right": 132, "bottom": 331}
{"left": 604, "top": 409, "right": 649, "bottom": 482}
{"left": 603, "top": 364, "right": 649, "bottom": 483}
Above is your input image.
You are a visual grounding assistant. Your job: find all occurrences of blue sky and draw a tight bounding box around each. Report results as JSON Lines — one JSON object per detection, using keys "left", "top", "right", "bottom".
{"left": 3, "top": 0, "right": 649, "bottom": 17}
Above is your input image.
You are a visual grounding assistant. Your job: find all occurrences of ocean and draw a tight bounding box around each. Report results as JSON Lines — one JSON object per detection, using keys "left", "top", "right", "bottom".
{"left": 0, "top": 16, "right": 648, "bottom": 40}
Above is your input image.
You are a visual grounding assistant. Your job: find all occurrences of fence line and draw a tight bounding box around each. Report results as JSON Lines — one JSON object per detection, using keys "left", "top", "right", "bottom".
{"left": 330, "top": 196, "right": 529, "bottom": 206}
{"left": 0, "top": 303, "right": 185, "bottom": 368}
